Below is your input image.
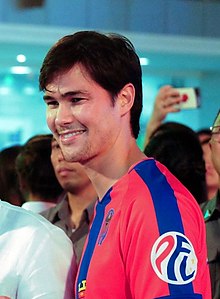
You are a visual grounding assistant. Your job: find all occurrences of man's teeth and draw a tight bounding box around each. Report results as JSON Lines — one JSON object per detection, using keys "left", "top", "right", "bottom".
{"left": 63, "top": 131, "right": 83, "bottom": 138}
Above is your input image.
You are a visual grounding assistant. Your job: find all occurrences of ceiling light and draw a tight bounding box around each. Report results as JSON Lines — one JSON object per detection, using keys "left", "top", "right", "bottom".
{"left": 16, "top": 54, "right": 26, "bottom": 63}
{"left": 140, "top": 57, "right": 149, "bottom": 66}
{"left": 23, "top": 86, "right": 35, "bottom": 95}
{"left": 10, "top": 66, "right": 32, "bottom": 74}
{"left": 0, "top": 87, "right": 10, "bottom": 95}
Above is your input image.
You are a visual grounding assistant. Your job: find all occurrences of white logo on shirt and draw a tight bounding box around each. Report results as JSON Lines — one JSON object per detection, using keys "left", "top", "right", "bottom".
{"left": 151, "top": 231, "right": 197, "bottom": 285}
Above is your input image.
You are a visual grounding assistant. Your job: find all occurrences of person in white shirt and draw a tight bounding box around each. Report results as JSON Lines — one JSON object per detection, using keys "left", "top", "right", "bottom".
{"left": 0, "top": 200, "right": 76, "bottom": 299}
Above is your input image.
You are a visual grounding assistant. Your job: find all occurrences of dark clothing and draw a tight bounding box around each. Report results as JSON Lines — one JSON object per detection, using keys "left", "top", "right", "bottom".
{"left": 41, "top": 194, "right": 95, "bottom": 265}
{"left": 200, "top": 190, "right": 220, "bottom": 299}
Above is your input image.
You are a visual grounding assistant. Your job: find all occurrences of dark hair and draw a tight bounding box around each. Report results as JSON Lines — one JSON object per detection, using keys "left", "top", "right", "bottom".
{"left": 197, "top": 128, "right": 211, "bottom": 136}
{"left": 144, "top": 122, "right": 207, "bottom": 204}
{"left": 39, "top": 31, "right": 143, "bottom": 138}
{"left": 196, "top": 128, "right": 211, "bottom": 145}
{"left": 15, "top": 134, "right": 63, "bottom": 201}
{"left": 0, "top": 145, "right": 24, "bottom": 206}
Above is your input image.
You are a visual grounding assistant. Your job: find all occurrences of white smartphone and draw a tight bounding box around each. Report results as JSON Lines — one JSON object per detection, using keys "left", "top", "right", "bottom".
{"left": 175, "top": 87, "right": 200, "bottom": 109}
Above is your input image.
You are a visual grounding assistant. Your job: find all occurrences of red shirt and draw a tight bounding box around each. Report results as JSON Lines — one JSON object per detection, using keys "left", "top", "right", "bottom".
{"left": 76, "top": 159, "right": 211, "bottom": 299}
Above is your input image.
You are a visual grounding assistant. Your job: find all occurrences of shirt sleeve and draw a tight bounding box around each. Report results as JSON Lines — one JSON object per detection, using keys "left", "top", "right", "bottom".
{"left": 120, "top": 187, "right": 210, "bottom": 299}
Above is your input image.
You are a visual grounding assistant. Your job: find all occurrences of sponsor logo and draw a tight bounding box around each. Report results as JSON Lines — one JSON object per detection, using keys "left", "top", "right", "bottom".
{"left": 78, "top": 280, "right": 86, "bottom": 299}
{"left": 151, "top": 231, "right": 197, "bottom": 285}
{"left": 98, "top": 209, "right": 114, "bottom": 245}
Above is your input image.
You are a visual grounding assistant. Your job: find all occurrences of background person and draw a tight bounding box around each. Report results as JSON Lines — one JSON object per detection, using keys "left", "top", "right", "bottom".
{"left": 144, "top": 122, "right": 208, "bottom": 204}
{"left": 42, "top": 138, "right": 97, "bottom": 265}
{"left": 200, "top": 110, "right": 220, "bottom": 299}
{"left": 0, "top": 200, "right": 76, "bottom": 298}
{"left": 145, "top": 85, "right": 218, "bottom": 202}
{"left": 197, "top": 128, "right": 219, "bottom": 200}
{"left": 16, "top": 134, "right": 63, "bottom": 213}
{"left": 0, "top": 145, "right": 24, "bottom": 206}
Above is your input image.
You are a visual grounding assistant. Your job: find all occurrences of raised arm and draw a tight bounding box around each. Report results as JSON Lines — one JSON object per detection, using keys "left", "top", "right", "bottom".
{"left": 144, "top": 85, "right": 181, "bottom": 146}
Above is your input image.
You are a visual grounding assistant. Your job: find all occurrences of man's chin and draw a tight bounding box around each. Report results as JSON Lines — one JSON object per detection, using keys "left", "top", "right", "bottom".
{"left": 61, "top": 147, "right": 92, "bottom": 165}
{"left": 62, "top": 151, "right": 81, "bottom": 163}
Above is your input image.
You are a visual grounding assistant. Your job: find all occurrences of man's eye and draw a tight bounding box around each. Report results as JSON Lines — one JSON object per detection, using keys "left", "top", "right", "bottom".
{"left": 71, "top": 97, "right": 83, "bottom": 103}
{"left": 212, "top": 126, "right": 220, "bottom": 134}
{"left": 46, "top": 101, "right": 58, "bottom": 107}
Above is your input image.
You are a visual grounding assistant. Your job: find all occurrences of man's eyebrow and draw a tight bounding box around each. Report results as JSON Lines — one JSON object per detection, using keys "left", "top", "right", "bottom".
{"left": 43, "top": 95, "right": 54, "bottom": 101}
{"left": 62, "top": 90, "right": 89, "bottom": 97}
{"left": 43, "top": 90, "right": 89, "bottom": 101}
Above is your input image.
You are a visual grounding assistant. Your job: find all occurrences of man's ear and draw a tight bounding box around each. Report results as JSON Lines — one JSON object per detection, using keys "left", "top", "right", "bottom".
{"left": 18, "top": 177, "right": 27, "bottom": 192}
{"left": 117, "top": 83, "right": 135, "bottom": 116}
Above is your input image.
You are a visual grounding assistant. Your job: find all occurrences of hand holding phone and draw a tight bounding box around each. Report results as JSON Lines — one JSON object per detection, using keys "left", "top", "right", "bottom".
{"left": 175, "top": 87, "right": 200, "bottom": 109}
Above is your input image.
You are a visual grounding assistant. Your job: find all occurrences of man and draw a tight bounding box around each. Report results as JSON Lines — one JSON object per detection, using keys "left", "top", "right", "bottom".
{"left": 200, "top": 110, "right": 220, "bottom": 299}
{"left": 0, "top": 200, "right": 76, "bottom": 298}
{"left": 41, "top": 138, "right": 97, "bottom": 265}
{"left": 16, "top": 134, "right": 63, "bottom": 213}
{"left": 0, "top": 145, "right": 24, "bottom": 206}
{"left": 144, "top": 122, "right": 208, "bottom": 204}
{"left": 144, "top": 85, "right": 218, "bottom": 201}
{"left": 197, "top": 129, "right": 219, "bottom": 200}
{"left": 39, "top": 31, "right": 211, "bottom": 299}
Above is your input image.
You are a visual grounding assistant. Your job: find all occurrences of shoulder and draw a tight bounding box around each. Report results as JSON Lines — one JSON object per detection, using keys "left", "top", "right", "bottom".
{"left": 128, "top": 158, "right": 172, "bottom": 185}
{"left": 119, "top": 159, "right": 203, "bottom": 227}
{"left": 40, "top": 196, "right": 68, "bottom": 221}
{"left": 200, "top": 193, "right": 219, "bottom": 221}
{"left": 112, "top": 159, "right": 171, "bottom": 207}
{"left": 0, "top": 200, "right": 71, "bottom": 245}
{"left": 0, "top": 201, "right": 76, "bottom": 297}
{"left": 126, "top": 158, "right": 182, "bottom": 198}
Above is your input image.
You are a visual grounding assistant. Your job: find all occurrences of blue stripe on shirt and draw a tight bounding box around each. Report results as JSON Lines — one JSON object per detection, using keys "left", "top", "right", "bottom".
{"left": 134, "top": 159, "right": 196, "bottom": 296}
{"left": 76, "top": 188, "right": 112, "bottom": 299}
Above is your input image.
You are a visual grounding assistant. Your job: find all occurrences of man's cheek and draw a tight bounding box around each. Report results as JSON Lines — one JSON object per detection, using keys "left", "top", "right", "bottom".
{"left": 46, "top": 114, "right": 55, "bottom": 133}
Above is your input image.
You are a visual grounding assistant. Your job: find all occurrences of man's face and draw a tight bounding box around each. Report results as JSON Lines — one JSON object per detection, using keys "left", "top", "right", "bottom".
{"left": 51, "top": 139, "right": 92, "bottom": 192}
{"left": 210, "top": 112, "right": 220, "bottom": 178}
{"left": 202, "top": 141, "right": 219, "bottom": 192}
{"left": 44, "top": 64, "right": 122, "bottom": 164}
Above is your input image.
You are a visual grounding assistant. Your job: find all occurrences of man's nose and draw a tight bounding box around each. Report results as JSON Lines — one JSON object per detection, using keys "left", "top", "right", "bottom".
{"left": 57, "top": 150, "right": 65, "bottom": 162}
{"left": 55, "top": 103, "right": 75, "bottom": 126}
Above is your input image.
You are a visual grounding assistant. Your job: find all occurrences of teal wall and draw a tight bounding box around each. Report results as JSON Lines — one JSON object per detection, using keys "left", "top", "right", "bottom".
{"left": 0, "top": 0, "right": 220, "bottom": 150}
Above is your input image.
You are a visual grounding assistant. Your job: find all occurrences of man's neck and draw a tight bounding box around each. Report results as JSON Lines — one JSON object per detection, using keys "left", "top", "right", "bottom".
{"left": 83, "top": 140, "right": 146, "bottom": 200}
{"left": 67, "top": 185, "right": 97, "bottom": 228}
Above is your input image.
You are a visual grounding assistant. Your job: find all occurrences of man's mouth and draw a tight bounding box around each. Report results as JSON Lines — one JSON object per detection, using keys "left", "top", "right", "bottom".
{"left": 58, "top": 129, "right": 86, "bottom": 143}
{"left": 60, "top": 129, "right": 85, "bottom": 137}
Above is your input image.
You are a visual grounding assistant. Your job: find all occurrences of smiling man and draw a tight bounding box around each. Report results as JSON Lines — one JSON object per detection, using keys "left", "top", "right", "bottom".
{"left": 39, "top": 31, "right": 211, "bottom": 299}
